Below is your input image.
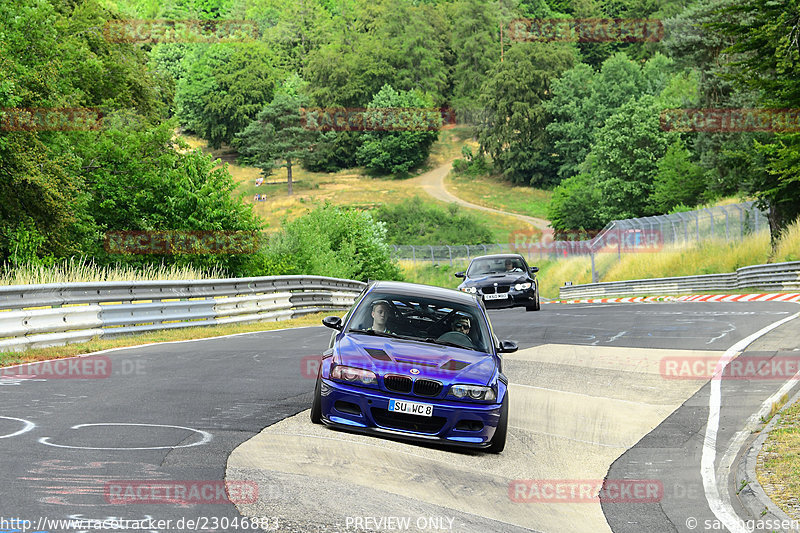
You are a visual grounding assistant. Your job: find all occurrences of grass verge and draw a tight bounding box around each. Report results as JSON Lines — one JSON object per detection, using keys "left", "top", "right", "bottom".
{"left": 445, "top": 172, "right": 552, "bottom": 220}
{"left": 0, "top": 313, "right": 330, "bottom": 367}
{"left": 180, "top": 128, "right": 529, "bottom": 242}
{"left": 757, "top": 395, "right": 800, "bottom": 520}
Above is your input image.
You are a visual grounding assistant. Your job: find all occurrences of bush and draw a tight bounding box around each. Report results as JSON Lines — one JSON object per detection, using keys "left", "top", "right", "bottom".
{"left": 374, "top": 197, "right": 494, "bottom": 245}
{"left": 355, "top": 85, "right": 441, "bottom": 176}
{"left": 260, "top": 204, "right": 402, "bottom": 282}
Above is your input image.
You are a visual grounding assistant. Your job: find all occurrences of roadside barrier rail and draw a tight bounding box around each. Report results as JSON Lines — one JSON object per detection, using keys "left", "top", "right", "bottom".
{"left": 559, "top": 261, "right": 800, "bottom": 299}
{"left": 0, "top": 276, "right": 366, "bottom": 352}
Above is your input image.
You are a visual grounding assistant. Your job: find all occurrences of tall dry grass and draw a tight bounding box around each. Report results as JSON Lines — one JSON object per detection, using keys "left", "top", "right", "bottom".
{"left": 773, "top": 217, "right": 800, "bottom": 262}
{"left": 0, "top": 257, "right": 224, "bottom": 286}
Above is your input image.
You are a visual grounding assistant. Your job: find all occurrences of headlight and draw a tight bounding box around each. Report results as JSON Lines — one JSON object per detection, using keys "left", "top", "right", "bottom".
{"left": 449, "top": 384, "right": 497, "bottom": 402}
{"left": 460, "top": 287, "right": 477, "bottom": 293}
{"left": 514, "top": 283, "right": 532, "bottom": 291}
{"left": 331, "top": 365, "right": 377, "bottom": 385}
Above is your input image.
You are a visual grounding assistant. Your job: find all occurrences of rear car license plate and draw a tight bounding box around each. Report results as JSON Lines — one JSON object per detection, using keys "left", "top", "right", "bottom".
{"left": 484, "top": 293, "right": 509, "bottom": 300}
{"left": 389, "top": 399, "right": 433, "bottom": 417}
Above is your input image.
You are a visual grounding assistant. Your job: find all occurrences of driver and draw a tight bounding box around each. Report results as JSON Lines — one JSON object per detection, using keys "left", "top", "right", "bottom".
{"left": 504, "top": 259, "right": 518, "bottom": 272}
{"left": 452, "top": 315, "right": 471, "bottom": 335}
{"left": 369, "top": 300, "right": 394, "bottom": 333}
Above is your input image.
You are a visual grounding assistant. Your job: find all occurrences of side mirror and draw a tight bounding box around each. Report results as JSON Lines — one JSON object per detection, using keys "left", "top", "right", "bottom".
{"left": 455, "top": 271, "right": 466, "bottom": 278}
{"left": 322, "top": 316, "right": 343, "bottom": 331}
{"left": 529, "top": 267, "right": 539, "bottom": 274}
{"left": 498, "top": 340, "right": 518, "bottom": 354}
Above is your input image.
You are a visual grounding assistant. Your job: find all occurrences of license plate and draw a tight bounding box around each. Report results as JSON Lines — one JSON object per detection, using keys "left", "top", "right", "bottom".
{"left": 389, "top": 399, "right": 433, "bottom": 417}
{"left": 484, "top": 292, "right": 509, "bottom": 300}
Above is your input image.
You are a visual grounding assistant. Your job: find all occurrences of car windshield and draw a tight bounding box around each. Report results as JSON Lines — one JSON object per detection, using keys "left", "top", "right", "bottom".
{"left": 347, "top": 292, "right": 491, "bottom": 352}
{"left": 467, "top": 257, "right": 524, "bottom": 276}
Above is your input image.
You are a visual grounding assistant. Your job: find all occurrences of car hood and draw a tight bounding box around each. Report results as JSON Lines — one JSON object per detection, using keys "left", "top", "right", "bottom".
{"left": 462, "top": 273, "right": 529, "bottom": 286}
{"left": 336, "top": 333, "right": 497, "bottom": 386}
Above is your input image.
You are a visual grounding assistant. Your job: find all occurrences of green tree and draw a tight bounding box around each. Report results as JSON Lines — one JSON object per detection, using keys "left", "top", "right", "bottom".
{"left": 450, "top": 0, "right": 497, "bottom": 110}
{"left": 235, "top": 92, "right": 318, "bottom": 195}
{"left": 78, "top": 121, "right": 263, "bottom": 273}
{"left": 709, "top": 0, "right": 800, "bottom": 243}
{"left": 262, "top": 203, "right": 401, "bottom": 281}
{"left": 355, "top": 85, "right": 441, "bottom": 175}
{"left": 547, "top": 173, "right": 605, "bottom": 234}
{"left": 176, "top": 43, "right": 277, "bottom": 148}
{"left": 589, "top": 95, "right": 676, "bottom": 221}
{"left": 478, "top": 41, "right": 575, "bottom": 186}
{"left": 650, "top": 140, "right": 706, "bottom": 213}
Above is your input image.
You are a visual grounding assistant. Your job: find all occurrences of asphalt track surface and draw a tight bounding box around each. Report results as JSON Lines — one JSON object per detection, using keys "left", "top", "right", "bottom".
{"left": 1, "top": 302, "right": 798, "bottom": 533}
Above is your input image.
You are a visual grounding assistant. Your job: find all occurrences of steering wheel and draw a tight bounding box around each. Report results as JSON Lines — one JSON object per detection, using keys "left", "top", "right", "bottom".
{"left": 435, "top": 331, "right": 475, "bottom": 350}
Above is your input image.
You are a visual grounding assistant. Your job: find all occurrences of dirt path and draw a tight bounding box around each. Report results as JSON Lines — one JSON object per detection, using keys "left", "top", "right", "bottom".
{"left": 410, "top": 162, "right": 550, "bottom": 230}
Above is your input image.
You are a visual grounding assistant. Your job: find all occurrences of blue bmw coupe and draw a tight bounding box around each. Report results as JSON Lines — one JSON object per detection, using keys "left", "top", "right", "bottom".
{"left": 311, "top": 281, "right": 517, "bottom": 453}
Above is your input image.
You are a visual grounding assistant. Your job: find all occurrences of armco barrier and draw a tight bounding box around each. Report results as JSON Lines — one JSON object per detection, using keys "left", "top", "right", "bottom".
{"left": 559, "top": 261, "right": 800, "bottom": 299}
{"left": 0, "top": 275, "right": 365, "bottom": 352}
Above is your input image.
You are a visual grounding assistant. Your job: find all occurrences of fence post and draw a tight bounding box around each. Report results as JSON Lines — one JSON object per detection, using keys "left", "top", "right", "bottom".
{"left": 429, "top": 245, "right": 434, "bottom": 264}
{"left": 720, "top": 206, "right": 729, "bottom": 240}
{"left": 590, "top": 249, "right": 598, "bottom": 283}
{"left": 446, "top": 245, "right": 452, "bottom": 267}
{"left": 695, "top": 211, "right": 700, "bottom": 242}
{"left": 412, "top": 245, "right": 416, "bottom": 264}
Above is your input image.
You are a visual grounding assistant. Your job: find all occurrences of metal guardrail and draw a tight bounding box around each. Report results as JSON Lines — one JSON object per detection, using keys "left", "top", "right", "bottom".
{"left": 0, "top": 276, "right": 366, "bottom": 352}
{"left": 559, "top": 261, "right": 800, "bottom": 299}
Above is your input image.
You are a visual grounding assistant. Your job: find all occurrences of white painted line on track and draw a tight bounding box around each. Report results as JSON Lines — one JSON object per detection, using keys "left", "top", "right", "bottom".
{"left": 702, "top": 309, "right": 800, "bottom": 533}
{"left": 0, "top": 325, "right": 320, "bottom": 372}
{"left": 38, "top": 422, "right": 213, "bottom": 450}
{"left": 0, "top": 416, "right": 36, "bottom": 439}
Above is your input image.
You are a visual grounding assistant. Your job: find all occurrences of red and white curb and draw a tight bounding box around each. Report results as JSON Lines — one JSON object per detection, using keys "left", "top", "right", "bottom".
{"left": 546, "top": 293, "right": 800, "bottom": 304}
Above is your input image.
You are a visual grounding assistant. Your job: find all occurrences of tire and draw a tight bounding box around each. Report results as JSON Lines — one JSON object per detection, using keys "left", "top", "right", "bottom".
{"left": 310, "top": 377, "right": 322, "bottom": 424}
{"left": 525, "top": 292, "right": 541, "bottom": 312}
{"left": 487, "top": 393, "right": 508, "bottom": 454}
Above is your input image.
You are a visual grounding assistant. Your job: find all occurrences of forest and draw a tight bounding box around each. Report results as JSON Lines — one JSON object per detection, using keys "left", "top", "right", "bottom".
{"left": 1, "top": 0, "right": 798, "bottom": 279}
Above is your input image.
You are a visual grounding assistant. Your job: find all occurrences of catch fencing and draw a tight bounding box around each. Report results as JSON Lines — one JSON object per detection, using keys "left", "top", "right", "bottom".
{"left": 0, "top": 276, "right": 365, "bottom": 352}
{"left": 393, "top": 202, "right": 769, "bottom": 281}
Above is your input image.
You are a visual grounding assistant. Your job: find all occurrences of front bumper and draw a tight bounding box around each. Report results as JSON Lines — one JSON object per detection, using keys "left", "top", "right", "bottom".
{"left": 319, "top": 378, "right": 504, "bottom": 448}
{"left": 478, "top": 287, "right": 537, "bottom": 309}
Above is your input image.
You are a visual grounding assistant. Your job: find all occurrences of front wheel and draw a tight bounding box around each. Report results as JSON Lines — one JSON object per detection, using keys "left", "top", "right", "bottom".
{"left": 487, "top": 393, "right": 508, "bottom": 454}
{"left": 525, "top": 292, "right": 541, "bottom": 311}
{"left": 310, "top": 377, "right": 322, "bottom": 424}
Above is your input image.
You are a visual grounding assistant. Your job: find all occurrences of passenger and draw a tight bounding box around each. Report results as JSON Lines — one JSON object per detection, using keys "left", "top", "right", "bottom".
{"left": 452, "top": 315, "right": 471, "bottom": 336}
